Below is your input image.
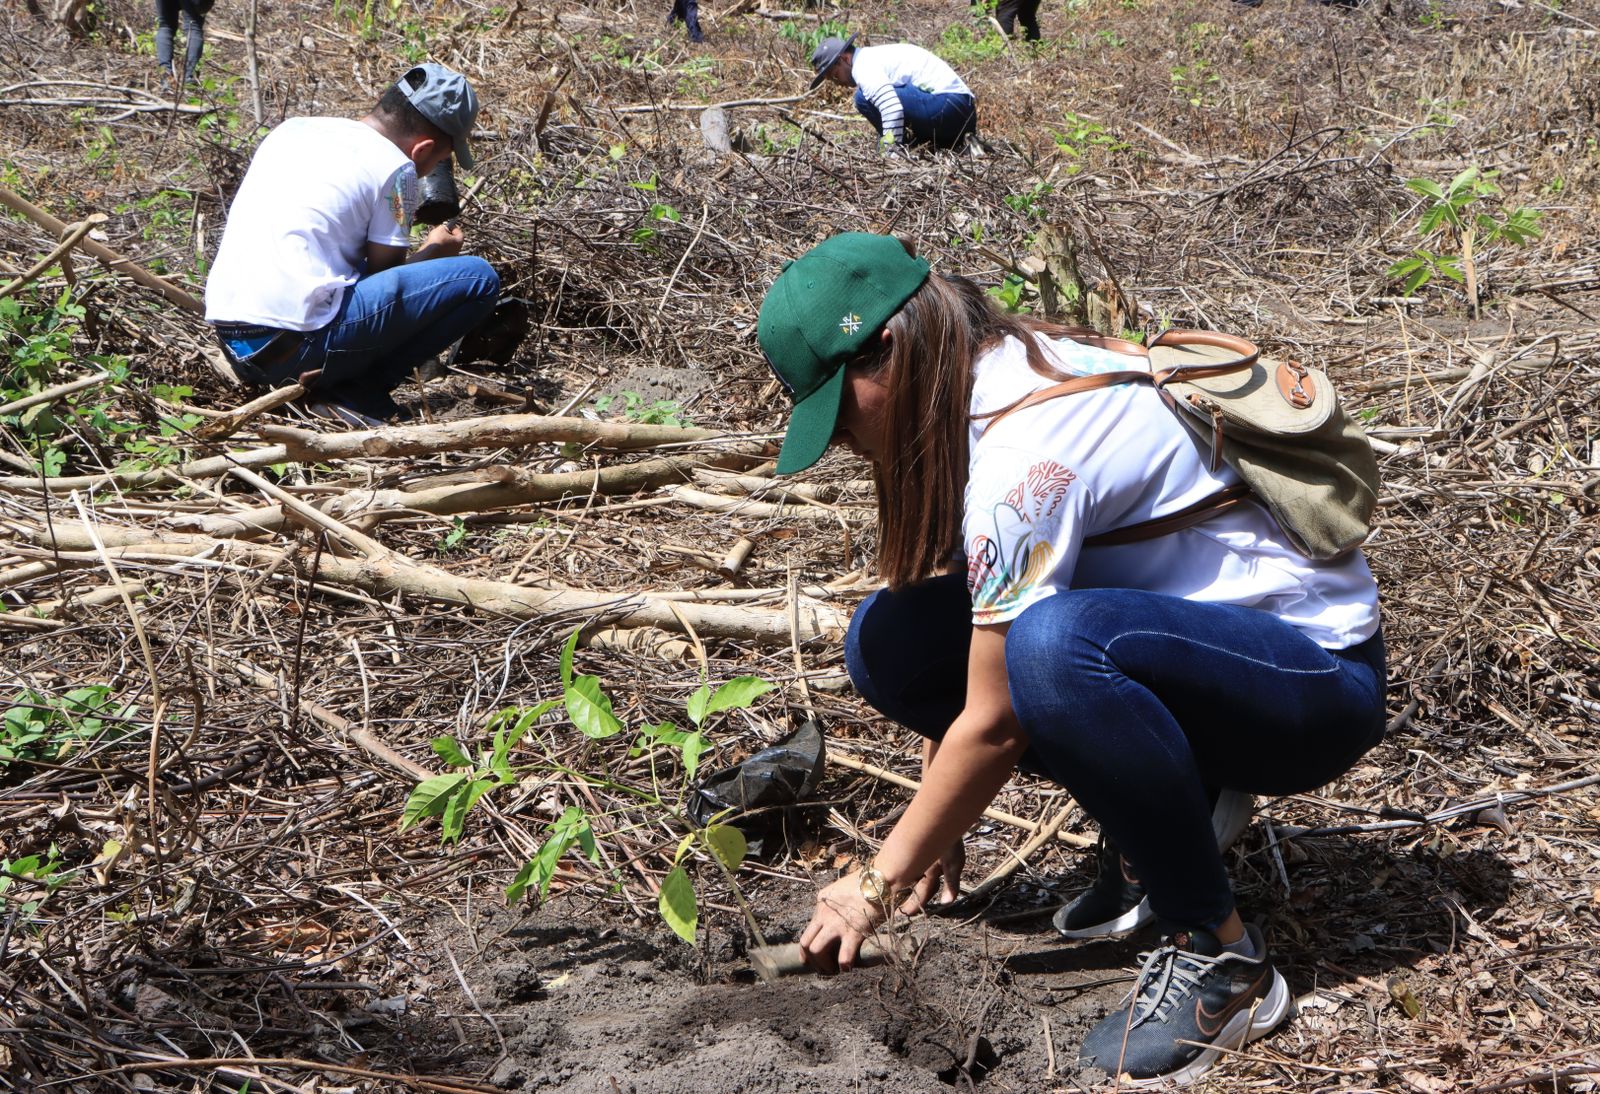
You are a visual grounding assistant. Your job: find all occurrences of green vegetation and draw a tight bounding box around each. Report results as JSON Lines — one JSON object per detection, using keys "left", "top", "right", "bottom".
{"left": 0, "top": 845, "right": 77, "bottom": 921}
{"left": 775, "top": 18, "right": 850, "bottom": 55}
{"left": 401, "top": 630, "right": 776, "bottom": 943}
{"left": 593, "top": 390, "right": 692, "bottom": 427}
{"left": 1170, "top": 60, "right": 1219, "bottom": 108}
{"left": 2, "top": 685, "right": 134, "bottom": 770}
{"left": 1386, "top": 167, "right": 1542, "bottom": 308}
{"left": 1, "top": 290, "right": 202, "bottom": 477}
{"left": 1052, "top": 112, "right": 1127, "bottom": 173}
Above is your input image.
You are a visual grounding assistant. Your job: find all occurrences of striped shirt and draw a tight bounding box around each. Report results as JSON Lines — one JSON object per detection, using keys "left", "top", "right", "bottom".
{"left": 851, "top": 44, "right": 972, "bottom": 146}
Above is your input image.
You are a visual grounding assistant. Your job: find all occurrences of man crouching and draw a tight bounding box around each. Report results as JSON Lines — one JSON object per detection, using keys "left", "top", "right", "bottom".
{"left": 204, "top": 62, "right": 499, "bottom": 425}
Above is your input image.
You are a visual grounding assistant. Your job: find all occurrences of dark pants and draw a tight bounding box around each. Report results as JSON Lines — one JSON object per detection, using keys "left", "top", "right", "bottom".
{"left": 996, "top": 0, "right": 1042, "bottom": 40}
{"left": 853, "top": 87, "right": 978, "bottom": 150}
{"left": 843, "top": 574, "right": 1386, "bottom": 930}
{"left": 667, "top": 0, "right": 704, "bottom": 42}
{"left": 155, "top": 0, "right": 211, "bottom": 81}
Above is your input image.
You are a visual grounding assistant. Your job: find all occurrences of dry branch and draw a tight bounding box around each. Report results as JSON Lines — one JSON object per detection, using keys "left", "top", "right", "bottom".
{"left": 20, "top": 522, "right": 848, "bottom": 647}
{"left": 0, "top": 185, "right": 202, "bottom": 313}
{"left": 257, "top": 413, "right": 745, "bottom": 461}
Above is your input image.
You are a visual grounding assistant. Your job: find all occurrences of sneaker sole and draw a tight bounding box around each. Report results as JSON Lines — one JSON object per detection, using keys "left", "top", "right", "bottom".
{"left": 1053, "top": 896, "right": 1153, "bottom": 939}
{"left": 1120, "top": 968, "right": 1291, "bottom": 1088}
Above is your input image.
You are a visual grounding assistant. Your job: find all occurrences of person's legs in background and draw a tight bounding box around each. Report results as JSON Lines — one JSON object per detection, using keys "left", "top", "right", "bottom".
{"left": 996, "top": 0, "right": 1042, "bottom": 40}
{"left": 177, "top": 0, "right": 209, "bottom": 83}
{"left": 666, "top": 0, "right": 705, "bottom": 43}
{"left": 154, "top": 0, "right": 179, "bottom": 80}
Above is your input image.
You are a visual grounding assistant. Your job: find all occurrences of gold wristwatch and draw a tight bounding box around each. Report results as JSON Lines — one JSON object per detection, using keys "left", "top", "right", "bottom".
{"left": 859, "top": 863, "right": 894, "bottom": 908}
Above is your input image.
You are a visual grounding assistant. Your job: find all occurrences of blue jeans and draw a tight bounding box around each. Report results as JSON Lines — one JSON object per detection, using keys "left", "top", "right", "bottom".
{"left": 844, "top": 574, "right": 1386, "bottom": 930}
{"left": 853, "top": 86, "right": 978, "bottom": 149}
{"left": 223, "top": 257, "right": 499, "bottom": 414}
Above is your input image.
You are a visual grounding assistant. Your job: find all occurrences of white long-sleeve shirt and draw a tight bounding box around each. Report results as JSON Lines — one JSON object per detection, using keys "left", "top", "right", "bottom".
{"left": 851, "top": 44, "right": 973, "bottom": 146}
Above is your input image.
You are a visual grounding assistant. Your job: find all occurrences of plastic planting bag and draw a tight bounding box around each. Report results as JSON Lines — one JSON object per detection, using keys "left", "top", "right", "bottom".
{"left": 687, "top": 721, "right": 826, "bottom": 855}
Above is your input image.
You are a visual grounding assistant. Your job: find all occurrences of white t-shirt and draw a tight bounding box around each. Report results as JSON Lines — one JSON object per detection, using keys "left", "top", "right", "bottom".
{"left": 962, "top": 334, "right": 1380, "bottom": 649}
{"left": 205, "top": 117, "right": 418, "bottom": 331}
{"left": 852, "top": 44, "right": 973, "bottom": 145}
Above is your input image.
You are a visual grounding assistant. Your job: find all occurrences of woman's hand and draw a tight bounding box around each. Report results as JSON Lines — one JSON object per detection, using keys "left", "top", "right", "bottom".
{"left": 798, "top": 870, "right": 888, "bottom": 974}
{"left": 900, "top": 837, "right": 964, "bottom": 914}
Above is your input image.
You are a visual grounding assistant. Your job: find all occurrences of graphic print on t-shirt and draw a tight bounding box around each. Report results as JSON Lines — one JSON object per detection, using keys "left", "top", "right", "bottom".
{"left": 967, "top": 458, "right": 1077, "bottom": 624}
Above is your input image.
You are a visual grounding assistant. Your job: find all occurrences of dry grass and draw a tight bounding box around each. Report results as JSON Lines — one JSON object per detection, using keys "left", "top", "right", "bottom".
{"left": 1, "top": 0, "right": 1598, "bottom": 1090}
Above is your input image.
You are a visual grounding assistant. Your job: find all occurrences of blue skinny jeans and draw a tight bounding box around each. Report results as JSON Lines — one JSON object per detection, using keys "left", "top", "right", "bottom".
{"left": 853, "top": 86, "right": 978, "bottom": 149}
{"left": 844, "top": 574, "right": 1387, "bottom": 930}
{"left": 224, "top": 257, "right": 499, "bottom": 415}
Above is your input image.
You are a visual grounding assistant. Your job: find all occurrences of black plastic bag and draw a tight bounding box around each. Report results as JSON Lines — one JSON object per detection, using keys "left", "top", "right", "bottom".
{"left": 687, "top": 721, "right": 826, "bottom": 856}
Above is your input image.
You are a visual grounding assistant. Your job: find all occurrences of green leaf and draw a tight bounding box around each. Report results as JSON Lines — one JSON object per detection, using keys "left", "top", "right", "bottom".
{"left": 701, "top": 824, "right": 747, "bottom": 872}
{"left": 1405, "top": 177, "right": 1444, "bottom": 200}
{"left": 680, "top": 732, "right": 709, "bottom": 779}
{"left": 566, "top": 675, "right": 623, "bottom": 739}
{"left": 685, "top": 682, "right": 711, "bottom": 728}
{"left": 400, "top": 772, "right": 467, "bottom": 831}
{"left": 703, "top": 677, "right": 775, "bottom": 719}
{"left": 559, "top": 628, "right": 580, "bottom": 690}
{"left": 442, "top": 777, "right": 496, "bottom": 842}
{"left": 658, "top": 866, "right": 698, "bottom": 943}
{"left": 431, "top": 737, "right": 472, "bottom": 768}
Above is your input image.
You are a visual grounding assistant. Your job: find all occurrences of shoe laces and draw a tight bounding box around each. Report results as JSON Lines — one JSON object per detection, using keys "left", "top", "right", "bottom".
{"left": 1126, "top": 941, "right": 1223, "bottom": 1028}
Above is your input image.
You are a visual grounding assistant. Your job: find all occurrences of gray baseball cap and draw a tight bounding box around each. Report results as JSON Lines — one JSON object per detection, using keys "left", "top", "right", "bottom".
{"left": 397, "top": 62, "right": 479, "bottom": 168}
{"left": 809, "top": 34, "right": 858, "bottom": 90}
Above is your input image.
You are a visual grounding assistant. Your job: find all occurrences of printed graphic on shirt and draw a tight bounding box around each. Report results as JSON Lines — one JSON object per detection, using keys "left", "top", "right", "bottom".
{"left": 391, "top": 169, "right": 419, "bottom": 232}
{"left": 966, "top": 458, "right": 1077, "bottom": 624}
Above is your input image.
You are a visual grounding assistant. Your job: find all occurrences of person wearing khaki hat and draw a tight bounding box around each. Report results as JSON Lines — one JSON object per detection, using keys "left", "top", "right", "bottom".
{"left": 760, "top": 232, "right": 1385, "bottom": 1087}
{"left": 808, "top": 35, "right": 976, "bottom": 151}
{"left": 205, "top": 62, "right": 503, "bottom": 425}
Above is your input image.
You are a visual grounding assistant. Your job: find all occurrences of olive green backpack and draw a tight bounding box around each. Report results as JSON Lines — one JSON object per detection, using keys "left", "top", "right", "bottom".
{"left": 985, "top": 329, "right": 1380, "bottom": 560}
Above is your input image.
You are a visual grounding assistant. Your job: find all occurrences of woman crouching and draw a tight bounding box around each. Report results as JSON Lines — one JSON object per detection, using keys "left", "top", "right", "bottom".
{"left": 757, "top": 233, "right": 1386, "bottom": 1086}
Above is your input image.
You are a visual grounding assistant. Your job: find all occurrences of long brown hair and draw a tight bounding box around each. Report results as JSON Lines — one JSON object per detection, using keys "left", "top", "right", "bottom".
{"left": 857, "top": 256, "right": 1095, "bottom": 590}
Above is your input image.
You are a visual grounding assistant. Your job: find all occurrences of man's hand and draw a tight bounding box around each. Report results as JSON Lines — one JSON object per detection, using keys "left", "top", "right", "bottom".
{"left": 416, "top": 223, "right": 464, "bottom": 259}
{"left": 798, "top": 870, "right": 889, "bottom": 974}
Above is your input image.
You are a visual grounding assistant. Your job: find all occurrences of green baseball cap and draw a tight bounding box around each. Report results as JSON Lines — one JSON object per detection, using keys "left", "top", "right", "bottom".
{"left": 757, "top": 233, "right": 930, "bottom": 474}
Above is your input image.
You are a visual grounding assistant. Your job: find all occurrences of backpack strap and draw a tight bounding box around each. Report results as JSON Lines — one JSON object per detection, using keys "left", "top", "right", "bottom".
{"left": 1081, "top": 482, "right": 1252, "bottom": 548}
{"left": 972, "top": 329, "right": 1264, "bottom": 546}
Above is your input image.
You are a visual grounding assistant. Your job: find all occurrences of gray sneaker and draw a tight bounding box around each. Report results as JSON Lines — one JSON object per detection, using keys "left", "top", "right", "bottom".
{"left": 1053, "top": 790, "right": 1254, "bottom": 940}
{"left": 1078, "top": 924, "right": 1290, "bottom": 1086}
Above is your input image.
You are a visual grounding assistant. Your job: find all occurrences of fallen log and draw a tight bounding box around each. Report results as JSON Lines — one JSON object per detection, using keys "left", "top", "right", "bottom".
{"left": 258, "top": 413, "right": 747, "bottom": 461}
{"left": 22, "top": 522, "right": 849, "bottom": 648}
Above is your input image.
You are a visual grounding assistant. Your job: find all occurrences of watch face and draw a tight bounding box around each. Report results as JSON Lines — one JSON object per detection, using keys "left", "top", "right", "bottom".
{"left": 861, "top": 868, "right": 886, "bottom": 902}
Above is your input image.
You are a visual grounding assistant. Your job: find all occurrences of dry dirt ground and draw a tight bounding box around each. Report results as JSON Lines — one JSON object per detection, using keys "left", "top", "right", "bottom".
{"left": 2, "top": 0, "right": 1599, "bottom": 1092}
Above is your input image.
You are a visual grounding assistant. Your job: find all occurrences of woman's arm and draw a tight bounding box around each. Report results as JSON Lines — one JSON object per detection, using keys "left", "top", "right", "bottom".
{"left": 871, "top": 623, "right": 1026, "bottom": 888}
{"left": 798, "top": 622, "right": 1027, "bottom": 970}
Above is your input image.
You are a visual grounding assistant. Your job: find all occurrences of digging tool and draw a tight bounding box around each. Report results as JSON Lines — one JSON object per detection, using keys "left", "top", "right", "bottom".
{"left": 749, "top": 921, "right": 935, "bottom": 982}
